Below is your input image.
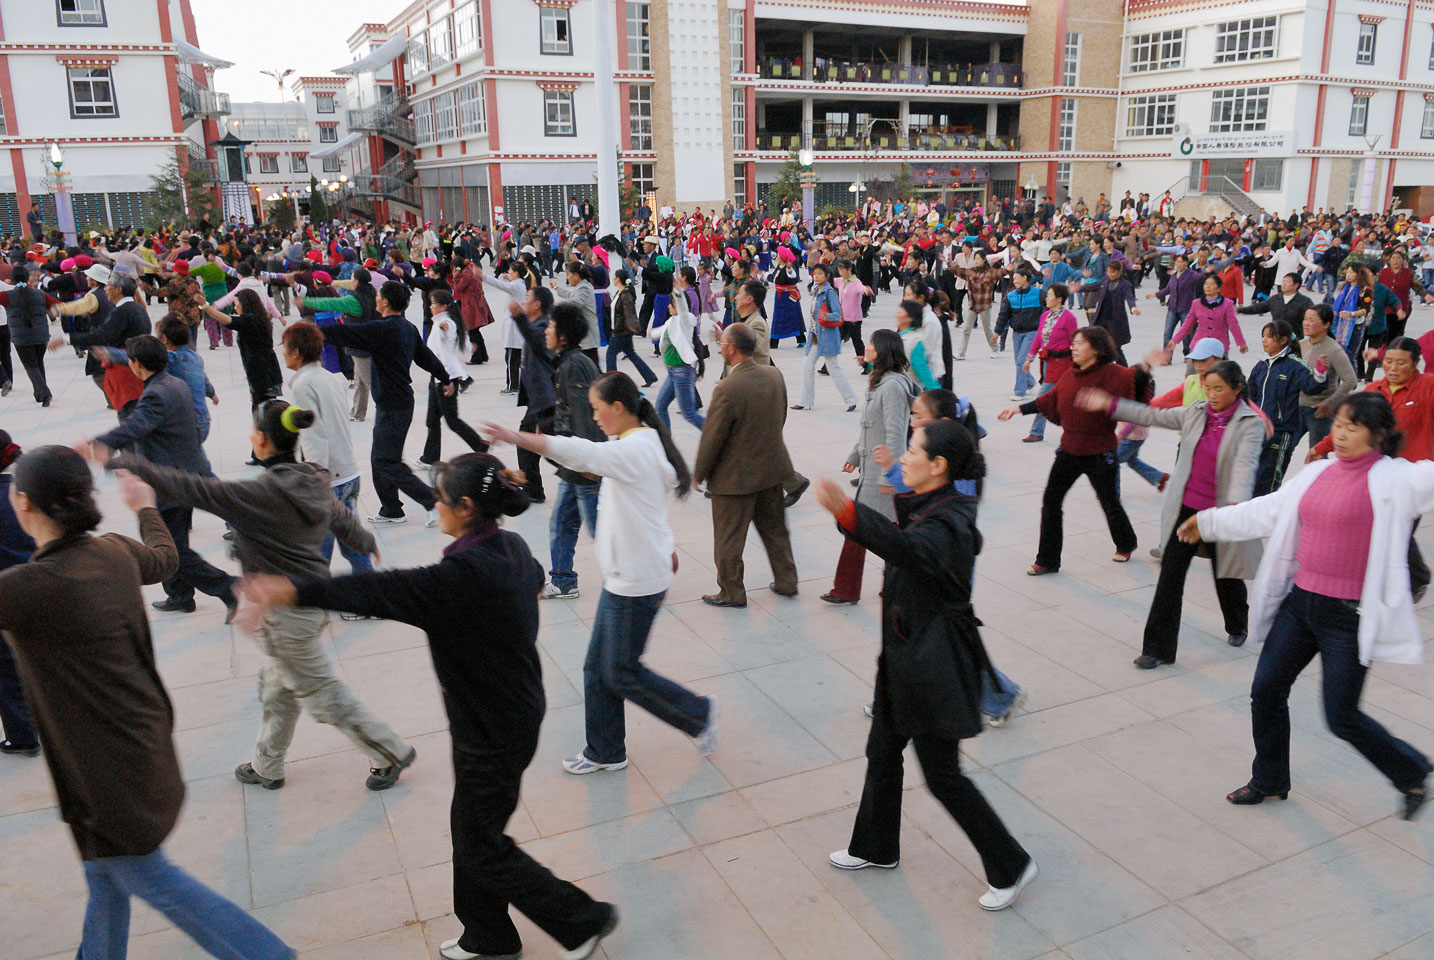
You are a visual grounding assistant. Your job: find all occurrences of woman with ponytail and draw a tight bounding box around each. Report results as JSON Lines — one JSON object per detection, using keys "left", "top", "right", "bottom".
{"left": 82, "top": 400, "right": 415, "bottom": 793}
{"left": 810, "top": 420, "right": 1036, "bottom": 912}
{"left": 241, "top": 453, "right": 621, "bottom": 960}
{"left": 0, "top": 447, "right": 295, "bottom": 959}
{"left": 481, "top": 371, "right": 717, "bottom": 776}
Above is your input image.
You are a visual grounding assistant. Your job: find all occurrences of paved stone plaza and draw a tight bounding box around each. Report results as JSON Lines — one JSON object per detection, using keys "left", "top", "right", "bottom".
{"left": 3, "top": 294, "right": 1432, "bottom": 960}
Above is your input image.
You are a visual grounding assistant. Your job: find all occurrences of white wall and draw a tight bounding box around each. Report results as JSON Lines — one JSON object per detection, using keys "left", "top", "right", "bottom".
{"left": 0, "top": 0, "right": 162, "bottom": 45}
{"left": 9, "top": 53, "right": 176, "bottom": 139}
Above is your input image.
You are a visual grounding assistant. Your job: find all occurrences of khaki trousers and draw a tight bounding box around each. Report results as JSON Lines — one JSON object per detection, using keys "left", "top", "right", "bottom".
{"left": 711, "top": 485, "right": 798, "bottom": 604}
{"left": 350, "top": 356, "right": 372, "bottom": 421}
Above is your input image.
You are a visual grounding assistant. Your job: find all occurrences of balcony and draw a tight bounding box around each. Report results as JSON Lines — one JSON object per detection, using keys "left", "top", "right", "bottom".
{"left": 757, "top": 58, "right": 1021, "bottom": 90}
{"left": 754, "top": 129, "right": 1021, "bottom": 153}
{"left": 346, "top": 173, "right": 421, "bottom": 209}
{"left": 185, "top": 139, "right": 221, "bottom": 181}
{"left": 177, "top": 72, "right": 230, "bottom": 122}
{"left": 347, "top": 93, "right": 415, "bottom": 146}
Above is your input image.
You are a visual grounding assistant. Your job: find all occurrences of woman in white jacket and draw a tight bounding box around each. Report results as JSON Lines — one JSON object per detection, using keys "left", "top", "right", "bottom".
{"left": 1179, "top": 392, "right": 1430, "bottom": 821}
{"left": 481, "top": 372, "right": 717, "bottom": 774}
{"left": 420, "top": 289, "right": 488, "bottom": 466}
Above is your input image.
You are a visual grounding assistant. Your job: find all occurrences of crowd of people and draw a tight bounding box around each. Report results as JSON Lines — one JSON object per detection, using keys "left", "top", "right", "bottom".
{"left": 1, "top": 191, "right": 1432, "bottom": 959}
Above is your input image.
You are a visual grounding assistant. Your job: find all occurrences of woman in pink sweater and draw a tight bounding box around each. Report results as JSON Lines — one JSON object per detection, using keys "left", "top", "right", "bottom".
{"left": 1021, "top": 283, "right": 1080, "bottom": 443}
{"left": 1169, "top": 275, "right": 1247, "bottom": 356}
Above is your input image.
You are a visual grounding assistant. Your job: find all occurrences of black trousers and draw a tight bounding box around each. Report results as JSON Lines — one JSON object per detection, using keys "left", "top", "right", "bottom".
{"left": 504, "top": 348, "right": 521, "bottom": 391}
{"left": 1036, "top": 449, "right": 1138, "bottom": 570}
{"left": 1360, "top": 329, "right": 1388, "bottom": 381}
{"left": 843, "top": 321, "right": 865, "bottom": 358}
{"left": 14, "top": 343, "right": 50, "bottom": 403}
{"left": 0, "top": 325, "right": 12, "bottom": 386}
{"left": 637, "top": 294, "right": 655, "bottom": 335}
{"left": 158, "top": 505, "right": 235, "bottom": 605}
{"left": 371, "top": 400, "right": 436, "bottom": 518}
{"left": 0, "top": 636, "right": 38, "bottom": 749}
{"left": 423, "top": 382, "right": 488, "bottom": 464}
{"left": 468, "top": 327, "right": 489, "bottom": 364}
{"left": 849, "top": 716, "right": 1029, "bottom": 889}
{"left": 517, "top": 406, "right": 554, "bottom": 498}
{"left": 1143, "top": 504, "right": 1248, "bottom": 662}
{"left": 451, "top": 744, "right": 612, "bottom": 956}
{"left": 1410, "top": 519, "right": 1430, "bottom": 596}
{"left": 938, "top": 315, "right": 954, "bottom": 390}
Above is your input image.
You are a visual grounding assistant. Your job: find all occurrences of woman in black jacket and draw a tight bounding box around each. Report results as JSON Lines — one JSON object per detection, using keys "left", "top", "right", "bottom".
{"left": 812, "top": 421, "right": 1036, "bottom": 911}
{"left": 240, "top": 453, "right": 618, "bottom": 960}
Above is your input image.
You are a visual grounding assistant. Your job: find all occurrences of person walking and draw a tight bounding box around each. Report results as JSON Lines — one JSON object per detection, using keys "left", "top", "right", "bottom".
{"left": 812, "top": 422, "right": 1037, "bottom": 910}
{"left": 694, "top": 322, "right": 800, "bottom": 607}
{"left": 994, "top": 269, "right": 1043, "bottom": 402}
{"left": 420, "top": 289, "right": 489, "bottom": 466}
{"left": 654, "top": 276, "right": 704, "bottom": 432}
{"left": 0, "top": 431, "right": 39, "bottom": 757}
{"left": 1179, "top": 392, "right": 1430, "bottom": 821}
{"left": 606, "top": 269, "right": 658, "bottom": 385}
{"left": 2, "top": 266, "right": 57, "bottom": 406}
{"left": 1020, "top": 282, "right": 1080, "bottom": 444}
{"left": 1296, "top": 303, "right": 1358, "bottom": 450}
{"left": 298, "top": 268, "right": 382, "bottom": 422}
{"left": 998, "top": 326, "right": 1142, "bottom": 574}
{"left": 1169, "top": 275, "right": 1248, "bottom": 358}
{"left": 238, "top": 453, "right": 620, "bottom": 960}
{"left": 793, "top": 263, "right": 860, "bottom": 412}
{"left": 1078, "top": 360, "right": 1264, "bottom": 667}
{"left": 0, "top": 447, "right": 295, "bottom": 960}
{"left": 1248, "top": 319, "right": 1330, "bottom": 494}
{"left": 835, "top": 259, "right": 868, "bottom": 370}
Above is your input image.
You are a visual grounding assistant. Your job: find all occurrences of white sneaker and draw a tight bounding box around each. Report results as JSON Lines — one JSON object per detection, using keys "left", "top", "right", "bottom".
{"left": 863, "top": 701, "right": 875, "bottom": 718}
{"left": 541, "top": 581, "right": 580, "bottom": 600}
{"left": 426, "top": 507, "right": 439, "bottom": 528}
{"left": 367, "top": 512, "right": 406, "bottom": 524}
{"left": 829, "top": 849, "right": 898, "bottom": 870}
{"left": 561, "top": 753, "right": 628, "bottom": 775}
{"left": 1011, "top": 393, "right": 1027, "bottom": 402}
{"left": 694, "top": 702, "right": 718, "bottom": 756}
{"left": 978, "top": 858, "right": 1038, "bottom": 911}
{"left": 990, "top": 352, "right": 1001, "bottom": 360}
{"left": 439, "top": 938, "right": 518, "bottom": 960}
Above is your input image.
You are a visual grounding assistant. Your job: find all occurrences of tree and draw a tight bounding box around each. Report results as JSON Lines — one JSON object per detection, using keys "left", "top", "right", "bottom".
{"left": 766, "top": 152, "right": 805, "bottom": 210}
{"left": 267, "top": 197, "right": 296, "bottom": 233}
{"left": 148, "top": 157, "right": 215, "bottom": 228}
{"left": 888, "top": 162, "right": 914, "bottom": 203}
{"left": 308, "top": 175, "right": 329, "bottom": 225}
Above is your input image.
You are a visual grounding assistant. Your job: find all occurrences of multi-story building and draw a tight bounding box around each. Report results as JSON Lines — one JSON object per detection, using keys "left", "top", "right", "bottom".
{"left": 0, "top": 0, "right": 230, "bottom": 234}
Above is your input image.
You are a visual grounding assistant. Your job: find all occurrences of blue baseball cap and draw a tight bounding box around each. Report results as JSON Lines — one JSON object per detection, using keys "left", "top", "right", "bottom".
{"left": 1187, "top": 338, "right": 1226, "bottom": 361}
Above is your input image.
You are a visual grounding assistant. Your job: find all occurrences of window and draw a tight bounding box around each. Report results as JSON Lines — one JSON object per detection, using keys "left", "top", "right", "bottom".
{"left": 729, "top": 9, "right": 746, "bottom": 74}
{"left": 734, "top": 163, "right": 746, "bottom": 206}
{"left": 731, "top": 88, "right": 745, "bottom": 151}
{"left": 454, "top": 1, "right": 482, "bottom": 58}
{"left": 290, "top": 155, "right": 308, "bottom": 173}
{"left": 1357, "top": 22, "right": 1377, "bottom": 65}
{"left": 628, "top": 84, "right": 652, "bottom": 149}
{"left": 540, "top": 7, "right": 571, "bottom": 55}
{"left": 319, "top": 126, "right": 338, "bottom": 143}
{"left": 1125, "top": 93, "right": 1176, "bottom": 137}
{"left": 1128, "top": 29, "right": 1184, "bottom": 72}
{"left": 1056, "top": 161, "right": 1071, "bottom": 185}
{"left": 0, "top": 97, "right": 6, "bottom": 136}
{"left": 630, "top": 162, "right": 655, "bottom": 199}
{"left": 1209, "top": 86, "right": 1269, "bottom": 132}
{"left": 258, "top": 155, "right": 279, "bottom": 174}
{"left": 1422, "top": 99, "right": 1434, "bottom": 138}
{"left": 321, "top": 157, "right": 340, "bottom": 173}
{"left": 1251, "top": 159, "right": 1283, "bottom": 192}
{"left": 544, "top": 89, "right": 575, "bottom": 136}
{"left": 1058, "top": 98, "right": 1075, "bottom": 151}
{"left": 1063, "top": 32, "right": 1080, "bottom": 86}
{"left": 459, "top": 81, "right": 486, "bottom": 135}
{"left": 1346, "top": 158, "right": 1362, "bottom": 209}
{"left": 414, "top": 100, "right": 433, "bottom": 144}
{"left": 67, "top": 66, "right": 116, "bottom": 118}
{"left": 434, "top": 91, "right": 458, "bottom": 141}
{"left": 626, "top": 3, "right": 651, "bottom": 71}
{"left": 57, "top": 0, "right": 105, "bottom": 26}
{"left": 1349, "top": 94, "right": 1369, "bottom": 136}
{"left": 315, "top": 94, "right": 335, "bottom": 114}
{"left": 408, "top": 30, "right": 429, "bottom": 75}
{"left": 1214, "top": 17, "right": 1279, "bottom": 63}
{"left": 429, "top": 16, "right": 453, "bottom": 67}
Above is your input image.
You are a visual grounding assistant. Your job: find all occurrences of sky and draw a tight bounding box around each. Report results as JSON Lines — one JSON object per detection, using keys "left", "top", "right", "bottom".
{"left": 191, "top": 0, "right": 400, "bottom": 103}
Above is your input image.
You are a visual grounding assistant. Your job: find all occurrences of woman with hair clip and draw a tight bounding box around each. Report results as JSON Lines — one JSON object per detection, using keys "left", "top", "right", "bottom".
{"left": 481, "top": 371, "right": 717, "bottom": 776}
{"left": 1077, "top": 359, "right": 1266, "bottom": 668}
{"left": 80, "top": 400, "right": 416, "bottom": 794}
{"left": 0, "top": 431, "right": 40, "bottom": 757}
{"left": 1178, "top": 392, "right": 1431, "bottom": 821}
{"left": 240, "top": 452, "right": 620, "bottom": 960}
{"left": 810, "top": 421, "right": 1037, "bottom": 910}
{"left": 0, "top": 446, "right": 295, "bottom": 959}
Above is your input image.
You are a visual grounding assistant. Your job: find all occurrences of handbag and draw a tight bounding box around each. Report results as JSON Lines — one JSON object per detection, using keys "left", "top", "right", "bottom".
{"left": 816, "top": 291, "right": 842, "bottom": 328}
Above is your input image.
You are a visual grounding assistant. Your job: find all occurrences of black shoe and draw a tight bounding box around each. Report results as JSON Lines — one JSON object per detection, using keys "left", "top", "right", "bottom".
{"left": 152, "top": 598, "right": 197, "bottom": 613}
{"left": 642, "top": 379, "right": 659, "bottom": 388}
{"left": 1227, "top": 782, "right": 1287, "bottom": 805}
{"left": 0, "top": 740, "right": 40, "bottom": 757}
{"left": 818, "top": 366, "right": 830, "bottom": 376}
{"left": 769, "top": 582, "right": 798, "bottom": 597}
{"left": 40, "top": 397, "right": 50, "bottom": 407}
{"left": 366, "top": 746, "right": 417, "bottom": 791}
{"left": 223, "top": 591, "right": 240, "bottom": 625}
{"left": 1133, "top": 655, "right": 1171, "bottom": 669}
{"left": 1404, "top": 781, "right": 1429, "bottom": 821}
{"left": 245, "top": 457, "right": 262, "bottom": 466}
{"left": 526, "top": 491, "right": 546, "bottom": 504}
{"left": 701, "top": 594, "right": 746, "bottom": 608}
{"left": 783, "top": 477, "right": 811, "bottom": 508}
{"left": 1228, "top": 633, "right": 1247, "bottom": 647}
{"left": 235, "top": 762, "right": 284, "bottom": 790}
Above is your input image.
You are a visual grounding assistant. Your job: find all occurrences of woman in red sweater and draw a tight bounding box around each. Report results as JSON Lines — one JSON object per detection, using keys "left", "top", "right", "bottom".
{"left": 1377, "top": 249, "right": 1431, "bottom": 344}
{"left": 998, "top": 326, "right": 1144, "bottom": 574}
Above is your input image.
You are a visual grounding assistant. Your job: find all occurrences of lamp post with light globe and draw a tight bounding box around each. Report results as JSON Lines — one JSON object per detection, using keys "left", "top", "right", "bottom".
{"left": 48, "top": 143, "right": 77, "bottom": 246}
{"left": 798, "top": 147, "right": 816, "bottom": 228}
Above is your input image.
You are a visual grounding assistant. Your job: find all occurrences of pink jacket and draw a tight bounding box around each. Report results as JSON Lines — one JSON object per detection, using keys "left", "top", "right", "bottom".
{"left": 1027, "top": 308, "right": 1078, "bottom": 359}
{"left": 837, "top": 276, "right": 868, "bottom": 323}
{"left": 1172, "top": 296, "right": 1246, "bottom": 351}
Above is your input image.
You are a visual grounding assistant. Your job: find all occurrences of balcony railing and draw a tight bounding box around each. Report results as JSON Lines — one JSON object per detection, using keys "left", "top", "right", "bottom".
{"left": 177, "top": 72, "right": 230, "bottom": 122}
{"left": 347, "top": 173, "right": 421, "bottom": 208}
{"left": 757, "top": 58, "right": 1021, "bottom": 89}
{"left": 184, "top": 139, "right": 221, "bottom": 182}
{"left": 376, "top": 152, "right": 416, "bottom": 183}
{"left": 755, "top": 131, "right": 1021, "bottom": 152}
{"left": 347, "top": 93, "right": 416, "bottom": 145}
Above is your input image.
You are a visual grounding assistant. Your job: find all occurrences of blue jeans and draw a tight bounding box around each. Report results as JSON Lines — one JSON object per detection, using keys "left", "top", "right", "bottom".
{"left": 656, "top": 362, "right": 704, "bottom": 431}
{"left": 320, "top": 477, "right": 374, "bottom": 573}
{"left": 78, "top": 848, "right": 293, "bottom": 960}
{"left": 1010, "top": 330, "right": 1037, "bottom": 397}
{"left": 980, "top": 668, "right": 1021, "bottom": 716}
{"left": 606, "top": 333, "right": 656, "bottom": 384}
{"left": 1162, "top": 307, "right": 1185, "bottom": 348}
{"left": 1249, "top": 587, "right": 1431, "bottom": 795}
{"left": 1029, "top": 380, "right": 1056, "bottom": 437}
{"left": 549, "top": 479, "right": 600, "bottom": 592}
{"left": 1115, "top": 437, "right": 1165, "bottom": 494}
{"left": 582, "top": 590, "right": 711, "bottom": 764}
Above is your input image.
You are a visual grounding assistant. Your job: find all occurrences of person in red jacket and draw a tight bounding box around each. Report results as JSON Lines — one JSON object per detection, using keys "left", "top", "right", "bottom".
{"left": 998, "top": 325, "right": 1143, "bottom": 574}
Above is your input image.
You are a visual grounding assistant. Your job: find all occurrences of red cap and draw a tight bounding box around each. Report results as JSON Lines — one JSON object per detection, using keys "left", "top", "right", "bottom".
{"left": 74, "top": 254, "right": 94, "bottom": 268}
{"left": 304, "top": 249, "right": 322, "bottom": 262}
{"left": 313, "top": 270, "right": 333, "bottom": 284}
{"left": 363, "top": 258, "right": 378, "bottom": 268}
{"left": 172, "top": 260, "right": 190, "bottom": 276}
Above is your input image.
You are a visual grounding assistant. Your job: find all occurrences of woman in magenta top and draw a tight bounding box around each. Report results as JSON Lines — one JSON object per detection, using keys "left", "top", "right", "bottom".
{"left": 1169, "top": 274, "right": 1248, "bottom": 355}
{"left": 1021, "top": 282, "right": 1080, "bottom": 443}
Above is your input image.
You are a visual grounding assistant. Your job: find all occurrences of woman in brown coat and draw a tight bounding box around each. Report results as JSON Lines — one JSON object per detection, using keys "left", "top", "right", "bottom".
{"left": 0, "top": 446, "right": 294, "bottom": 960}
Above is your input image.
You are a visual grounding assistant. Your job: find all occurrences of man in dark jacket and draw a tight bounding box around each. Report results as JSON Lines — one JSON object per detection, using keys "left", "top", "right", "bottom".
{"left": 1091, "top": 260, "right": 1139, "bottom": 362}
{"left": 91, "top": 335, "right": 236, "bottom": 618}
{"left": 1151, "top": 253, "right": 1204, "bottom": 352}
{"left": 1, "top": 266, "right": 57, "bottom": 405}
{"left": 509, "top": 285, "right": 558, "bottom": 503}
{"left": 993, "top": 269, "right": 1044, "bottom": 401}
{"left": 542, "top": 303, "right": 604, "bottom": 599}
{"left": 1238, "top": 273, "right": 1314, "bottom": 341}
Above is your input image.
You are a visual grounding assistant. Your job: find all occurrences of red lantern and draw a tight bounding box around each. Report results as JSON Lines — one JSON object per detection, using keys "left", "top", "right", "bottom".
{"left": 950, "top": 167, "right": 961, "bottom": 178}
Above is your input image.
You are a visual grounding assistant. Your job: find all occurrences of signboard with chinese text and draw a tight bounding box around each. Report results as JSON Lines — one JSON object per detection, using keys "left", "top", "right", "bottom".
{"left": 1171, "top": 131, "right": 1293, "bottom": 158}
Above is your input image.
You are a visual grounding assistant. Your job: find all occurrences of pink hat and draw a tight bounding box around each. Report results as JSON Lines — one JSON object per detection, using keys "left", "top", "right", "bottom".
{"left": 724, "top": 247, "right": 740, "bottom": 258}
{"left": 60, "top": 257, "right": 76, "bottom": 271}
{"left": 313, "top": 270, "right": 333, "bottom": 285}
{"left": 421, "top": 256, "right": 437, "bottom": 268}
{"left": 779, "top": 231, "right": 791, "bottom": 242}
{"left": 777, "top": 247, "right": 796, "bottom": 263}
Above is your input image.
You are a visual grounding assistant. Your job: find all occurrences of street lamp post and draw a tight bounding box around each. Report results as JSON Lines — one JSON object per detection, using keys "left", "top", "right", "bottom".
{"left": 848, "top": 180, "right": 866, "bottom": 213}
{"left": 798, "top": 147, "right": 816, "bottom": 228}
{"left": 49, "top": 143, "right": 77, "bottom": 246}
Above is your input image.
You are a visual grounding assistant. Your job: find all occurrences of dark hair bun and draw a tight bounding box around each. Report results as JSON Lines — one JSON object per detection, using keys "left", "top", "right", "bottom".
{"left": 962, "top": 450, "right": 988, "bottom": 483}
{"left": 499, "top": 483, "right": 530, "bottom": 517}
{"left": 289, "top": 407, "right": 316, "bottom": 431}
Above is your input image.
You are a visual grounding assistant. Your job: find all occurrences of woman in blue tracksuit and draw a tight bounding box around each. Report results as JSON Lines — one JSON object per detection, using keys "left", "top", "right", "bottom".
{"left": 1248, "top": 319, "right": 1329, "bottom": 494}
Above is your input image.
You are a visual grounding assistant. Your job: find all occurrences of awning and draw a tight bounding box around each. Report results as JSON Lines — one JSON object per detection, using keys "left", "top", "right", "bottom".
{"left": 334, "top": 34, "right": 407, "bottom": 75}
{"left": 175, "top": 39, "right": 234, "bottom": 70}
{"left": 309, "top": 131, "right": 365, "bottom": 158}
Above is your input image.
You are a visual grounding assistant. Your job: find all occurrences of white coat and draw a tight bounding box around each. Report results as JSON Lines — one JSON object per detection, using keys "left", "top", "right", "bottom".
{"left": 1196, "top": 455, "right": 1434, "bottom": 665}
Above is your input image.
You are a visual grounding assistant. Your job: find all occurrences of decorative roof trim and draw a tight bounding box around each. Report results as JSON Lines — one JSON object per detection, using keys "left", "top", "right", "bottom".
{"left": 0, "top": 135, "right": 185, "bottom": 145}
{"left": 2, "top": 42, "right": 169, "bottom": 52}
{"left": 536, "top": 80, "right": 581, "bottom": 92}
{"left": 1358, "top": 14, "right": 1387, "bottom": 24}
{"left": 55, "top": 55, "right": 119, "bottom": 67}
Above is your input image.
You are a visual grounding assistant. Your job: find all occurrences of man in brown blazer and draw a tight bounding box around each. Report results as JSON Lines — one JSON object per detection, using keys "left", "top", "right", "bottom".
{"left": 694, "top": 322, "right": 800, "bottom": 607}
